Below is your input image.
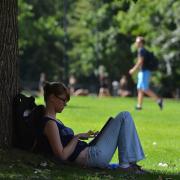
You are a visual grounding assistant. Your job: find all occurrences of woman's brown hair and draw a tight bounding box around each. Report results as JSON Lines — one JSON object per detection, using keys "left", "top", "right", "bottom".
{"left": 43, "top": 82, "right": 70, "bottom": 102}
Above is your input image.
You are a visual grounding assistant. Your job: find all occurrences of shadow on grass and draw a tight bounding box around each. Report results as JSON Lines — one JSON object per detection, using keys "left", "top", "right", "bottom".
{"left": 0, "top": 149, "right": 179, "bottom": 180}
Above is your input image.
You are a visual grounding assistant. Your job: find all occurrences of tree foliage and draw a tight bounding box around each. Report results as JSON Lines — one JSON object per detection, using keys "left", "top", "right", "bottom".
{"left": 116, "top": 0, "right": 180, "bottom": 95}
{"left": 19, "top": 0, "right": 65, "bottom": 82}
{"left": 19, "top": 0, "right": 180, "bottom": 96}
{"left": 68, "top": 0, "right": 134, "bottom": 81}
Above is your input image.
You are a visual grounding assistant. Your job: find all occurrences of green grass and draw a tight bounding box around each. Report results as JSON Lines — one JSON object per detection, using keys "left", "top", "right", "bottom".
{"left": 1, "top": 96, "right": 180, "bottom": 179}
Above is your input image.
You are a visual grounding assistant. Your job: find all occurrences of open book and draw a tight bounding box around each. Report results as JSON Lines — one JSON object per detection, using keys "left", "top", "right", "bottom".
{"left": 88, "top": 117, "right": 114, "bottom": 146}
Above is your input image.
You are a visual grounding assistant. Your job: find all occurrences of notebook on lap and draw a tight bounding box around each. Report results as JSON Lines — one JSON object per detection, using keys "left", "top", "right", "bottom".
{"left": 88, "top": 117, "right": 114, "bottom": 146}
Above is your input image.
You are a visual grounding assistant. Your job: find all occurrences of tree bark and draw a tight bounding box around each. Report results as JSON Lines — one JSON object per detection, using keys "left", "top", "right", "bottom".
{"left": 0, "top": 0, "right": 19, "bottom": 148}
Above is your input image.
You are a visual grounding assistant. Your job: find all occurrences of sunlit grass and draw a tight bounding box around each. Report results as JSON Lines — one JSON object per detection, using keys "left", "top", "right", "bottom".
{"left": 36, "top": 96, "right": 180, "bottom": 174}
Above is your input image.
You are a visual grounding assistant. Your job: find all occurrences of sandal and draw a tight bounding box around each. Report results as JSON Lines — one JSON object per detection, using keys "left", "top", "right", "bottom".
{"left": 130, "top": 163, "right": 149, "bottom": 174}
{"left": 118, "top": 164, "right": 149, "bottom": 174}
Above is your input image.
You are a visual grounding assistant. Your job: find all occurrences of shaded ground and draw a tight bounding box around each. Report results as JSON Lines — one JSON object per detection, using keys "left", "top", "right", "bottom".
{"left": 0, "top": 149, "right": 179, "bottom": 180}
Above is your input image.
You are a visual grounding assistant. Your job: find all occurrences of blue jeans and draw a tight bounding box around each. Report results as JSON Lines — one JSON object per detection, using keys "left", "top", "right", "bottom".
{"left": 86, "top": 111, "right": 145, "bottom": 168}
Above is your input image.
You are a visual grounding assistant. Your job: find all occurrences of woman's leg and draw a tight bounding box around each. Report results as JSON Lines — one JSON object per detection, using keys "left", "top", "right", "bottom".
{"left": 116, "top": 112, "right": 145, "bottom": 163}
{"left": 87, "top": 117, "right": 121, "bottom": 168}
{"left": 87, "top": 111, "right": 145, "bottom": 168}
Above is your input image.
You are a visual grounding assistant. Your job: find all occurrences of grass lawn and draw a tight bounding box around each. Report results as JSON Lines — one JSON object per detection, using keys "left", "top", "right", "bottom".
{"left": 0, "top": 96, "right": 180, "bottom": 179}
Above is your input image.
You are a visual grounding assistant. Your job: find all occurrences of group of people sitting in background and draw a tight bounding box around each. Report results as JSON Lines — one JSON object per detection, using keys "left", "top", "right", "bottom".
{"left": 99, "top": 75, "right": 132, "bottom": 97}
{"left": 39, "top": 73, "right": 132, "bottom": 98}
{"left": 67, "top": 74, "right": 132, "bottom": 98}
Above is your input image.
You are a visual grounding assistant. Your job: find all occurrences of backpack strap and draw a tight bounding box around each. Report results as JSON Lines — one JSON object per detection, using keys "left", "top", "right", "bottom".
{"left": 30, "top": 139, "right": 38, "bottom": 152}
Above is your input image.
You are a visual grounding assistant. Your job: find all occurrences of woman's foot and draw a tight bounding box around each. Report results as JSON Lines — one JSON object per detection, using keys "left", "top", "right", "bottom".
{"left": 131, "top": 163, "right": 149, "bottom": 174}
{"left": 118, "top": 164, "right": 148, "bottom": 174}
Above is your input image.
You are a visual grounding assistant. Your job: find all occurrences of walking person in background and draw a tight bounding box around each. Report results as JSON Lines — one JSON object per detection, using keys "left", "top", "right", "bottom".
{"left": 129, "top": 36, "right": 163, "bottom": 110}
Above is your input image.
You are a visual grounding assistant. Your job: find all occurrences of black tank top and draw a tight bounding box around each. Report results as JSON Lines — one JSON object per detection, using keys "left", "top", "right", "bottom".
{"left": 37, "top": 116, "right": 88, "bottom": 161}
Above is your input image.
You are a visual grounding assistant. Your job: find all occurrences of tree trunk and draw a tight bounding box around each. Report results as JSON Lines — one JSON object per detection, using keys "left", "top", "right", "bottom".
{"left": 0, "top": 0, "right": 19, "bottom": 148}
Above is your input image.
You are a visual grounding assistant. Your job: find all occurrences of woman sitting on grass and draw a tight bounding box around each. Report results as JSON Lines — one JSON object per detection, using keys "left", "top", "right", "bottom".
{"left": 39, "top": 81, "right": 146, "bottom": 174}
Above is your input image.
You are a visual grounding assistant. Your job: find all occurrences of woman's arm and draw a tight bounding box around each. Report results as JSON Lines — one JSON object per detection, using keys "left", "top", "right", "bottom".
{"left": 44, "top": 120, "right": 79, "bottom": 161}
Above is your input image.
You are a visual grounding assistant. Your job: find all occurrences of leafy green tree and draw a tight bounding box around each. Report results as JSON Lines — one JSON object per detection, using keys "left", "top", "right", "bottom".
{"left": 18, "top": 0, "right": 180, "bottom": 96}
{"left": 116, "top": 0, "right": 180, "bottom": 96}
{"left": 19, "top": 0, "right": 65, "bottom": 83}
{"left": 68, "top": 0, "right": 134, "bottom": 83}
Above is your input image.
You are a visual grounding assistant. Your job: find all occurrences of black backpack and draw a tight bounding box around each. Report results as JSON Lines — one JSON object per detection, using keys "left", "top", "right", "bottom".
{"left": 143, "top": 50, "right": 159, "bottom": 71}
{"left": 13, "top": 94, "right": 45, "bottom": 151}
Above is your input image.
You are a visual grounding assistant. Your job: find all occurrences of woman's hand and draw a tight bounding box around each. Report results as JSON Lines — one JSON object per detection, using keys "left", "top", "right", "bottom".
{"left": 87, "top": 130, "right": 99, "bottom": 137}
{"left": 76, "top": 130, "right": 99, "bottom": 140}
